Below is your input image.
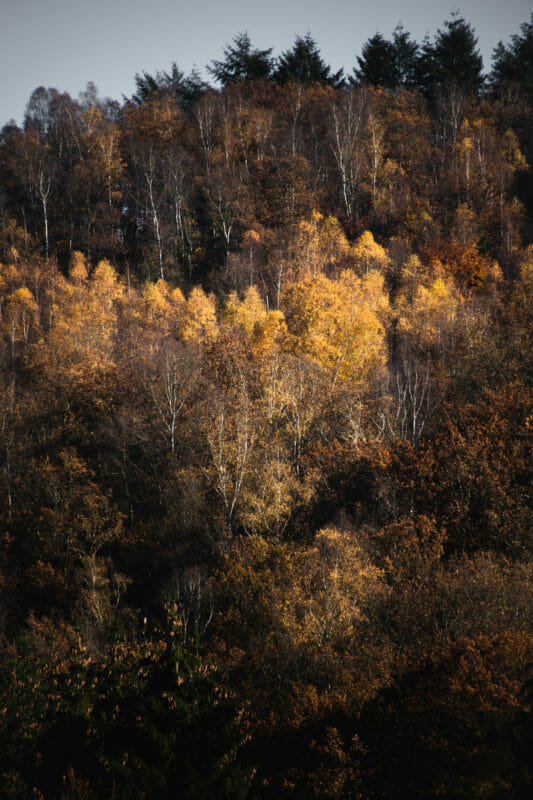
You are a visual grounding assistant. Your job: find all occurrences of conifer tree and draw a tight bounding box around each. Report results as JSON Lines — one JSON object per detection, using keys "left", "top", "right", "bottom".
{"left": 491, "top": 14, "right": 533, "bottom": 98}
{"left": 352, "top": 25, "right": 419, "bottom": 91}
{"left": 392, "top": 23, "right": 420, "bottom": 89}
{"left": 417, "top": 13, "right": 483, "bottom": 97}
{"left": 353, "top": 32, "right": 397, "bottom": 89}
{"left": 274, "top": 33, "right": 344, "bottom": 87}
{"left": 132, "top": 63, "right": 209, "bottom": 108}
{"left": 208, "top": 32, "right": 274, "bottom": 85}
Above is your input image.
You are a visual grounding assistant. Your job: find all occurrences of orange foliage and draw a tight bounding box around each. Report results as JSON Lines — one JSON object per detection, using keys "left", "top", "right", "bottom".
{"left": 422, "top": 238, "right": 501, "bottom": 288}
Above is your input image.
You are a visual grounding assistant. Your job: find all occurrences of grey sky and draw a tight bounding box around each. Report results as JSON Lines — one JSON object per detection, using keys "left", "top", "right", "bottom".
{"left": 1, "top": 0, "right": 531, "bottom": 127}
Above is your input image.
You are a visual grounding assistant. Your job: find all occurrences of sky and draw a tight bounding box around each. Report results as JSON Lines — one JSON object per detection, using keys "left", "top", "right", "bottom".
{"left": 0, "top": 0, "right": 531, "bottom": 127}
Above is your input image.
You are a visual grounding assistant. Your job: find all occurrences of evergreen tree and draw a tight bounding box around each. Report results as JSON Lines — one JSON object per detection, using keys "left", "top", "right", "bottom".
{"left": 208, "top": 32, "right": 274, "bottom": 85}
{"left": 491, "top": 14, "right": 533, "bottom": 99}
{"left": 392, "top": 23, "right": 420, "bottom": 90}
{"left": 132, "top": 63, "right": 209, "bottom": 108}
{"left": 274, "top": 33, "right": 344, "bottom": 87}
{"left": 352, "top": 25, "right": 419, "bottom": 91}
{"left": 417, "top": 13, "right": 484, "bottom": 97}
{"left": 1, "top": 608, "right": 251, "bottom": 798}
{"left": 353, "top": 32, "right": 397, "bottom": 89}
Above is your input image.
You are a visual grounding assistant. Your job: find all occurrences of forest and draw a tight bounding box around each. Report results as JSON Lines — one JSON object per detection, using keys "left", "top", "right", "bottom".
{"left": 0, "top": 13, "right": 532, "bottom": 799}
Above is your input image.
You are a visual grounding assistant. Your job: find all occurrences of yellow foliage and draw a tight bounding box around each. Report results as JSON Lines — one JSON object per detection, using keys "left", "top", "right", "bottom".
{"left": 279, "top": 527, "right": 384, "bottom": 649}
{"left": 282, "top": 270, "right": 389, "bottom": 384}
{"left": 292, "top": 211, "right": 349, "bottom": 277}
{"left": 6, "top": 286, "right": 38, "bottom": 312}
{"left": 69, "top": 251, "right": 88, "bottom": 284}
{"left": 142, "top": 279, "right": 172, "bottom": 320}
{"left": 350, "top": 230, "right": 390, "bottom": 274}
{"left": 226, "top": 286, "right": 267, "bottom": 337}
{"left": 258, "top": 309, "right": 287, "bottom": 354}
{"left": 91, "top": 259, "right": 124, "bottom": 310}
{"left": 213, "top": 529, "right": 390, "bottom": 717}
{"left": 242, "top": 228, "right": 261, "bottom": 247}
{"left": 239, "top": 441, "right": 314, "bottom": 537}
{"left": 502, "top": 129, "right": 528, "bottom": 173}
{"left": 38, "top": 263, "right": 122, "bottom": 371}
{"left": 170, "top": 286, "right": 185, "bottom": 306}
{"left": 0, "top": 261, "right": 21, "bottom": 291}
{"left": 141, "top": 280, "right": 185, "bottom": 327}
{"left": 226, "top": 286, "right": 287, "bottom": 353}
{"left": 517, "top": 246, "right": 533, "bottom": 285}
{"left": 396, "top": 276, "right": 464, "bottom": 357}
{"left": 91, "top": 259, "right": 119, "bottom": 295}
{"left": 179, "top": 287, "right": 218, "bottom": 344}
{"left": 4, "top": 286, "right": 39, "bottom": 357}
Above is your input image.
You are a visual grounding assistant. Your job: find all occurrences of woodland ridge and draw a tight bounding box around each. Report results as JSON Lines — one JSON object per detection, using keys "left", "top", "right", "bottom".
{"left": 0, "top": 14, "right": 532, "bottom": 800}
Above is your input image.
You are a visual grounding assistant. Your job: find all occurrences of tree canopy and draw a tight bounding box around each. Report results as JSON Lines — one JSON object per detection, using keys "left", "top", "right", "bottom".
{"left": 491, "top": 13, "right": 533, "bottom": 98}
{"left": 0, "top": 11, "right": 532, "bottom": 799}
{"left": 208, "top": 31, "right": 275, "bottom": 85}
{"left": 131, "top": 63, "right": 209, "bottom": 108}
{"left": 274, "top": 33, "right": 344, "bottom": 87}
{"left": 418, "top": 13, "right": 484, "bottom": 96}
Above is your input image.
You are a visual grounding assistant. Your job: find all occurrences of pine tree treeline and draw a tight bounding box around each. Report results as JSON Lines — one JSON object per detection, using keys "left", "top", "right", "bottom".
{"left": 0, "top": 12, "right": 532, "bottom": 800}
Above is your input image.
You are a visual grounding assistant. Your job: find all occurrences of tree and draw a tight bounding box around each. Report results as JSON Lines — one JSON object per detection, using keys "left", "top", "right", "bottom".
{"left": 179, "top": 286, "right": 219, "bottom": 344}
{"left": 208, "top": 32, "right": 274, "bottom": 85}
{"left": 352, "top": 25, "right": 419, "bottom": 91}
{"left": 359, "top": 632, "right": 533, "bottom": 800}
{"left": 274, "top": 33, "right": 344, "bottom": 87}
{"left": 282, "top": 269, "right": 389, "bottom": 386}
{"left": 329, "top": 87, "right": 368, "bottom": 223}
{"left": 72, "top": 103, "right": 125, "bottom": 260}
{"left": 1, "top": 607, "right": 251, "bottom": 799}
{"left": 204, "top": 379, "right": 257, "bottom": 533}
{"left": 286, "top": 210, "right": 349, "bottom": 279}
{"left": 123, "top": 96, "right": 192, "bottom": 280}
{"left": 353, "top": 33, "right": 397, "bottom": 90}
{"left": 418, "top": 14, "right": 484, "bottom": 97}
{"left": 392, "top": 24, "right": 420, "bottom": 89}
{"left": 23, "top": 86, "right": 60, "bottom": 140}
{"left": 9, "top": 129, "right": 56, "bottom": 259}
{"left": 491, "top": 14, "right": 533, "bottom": 99}
{"left": 132, "top": 63, "right": 209, "bottom": 108}
{"left": 226, "top": 285, "right": 287, "bottom": 354}
{"left": 351, "top": 230, "right": 390, "bottom": 274}
{"left": 147, "top": 340, "right": 201, "bottom": 457}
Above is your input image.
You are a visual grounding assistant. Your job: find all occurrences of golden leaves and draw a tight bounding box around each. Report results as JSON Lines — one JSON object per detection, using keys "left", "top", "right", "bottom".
{"left": 282, "top": 269, "right": 389, "bottom": 384}
{"left": 179, "top": 286, "right": 218, "bottom": 344}
{"left": 225, "top": 285, "right": 287, "bottom": 354}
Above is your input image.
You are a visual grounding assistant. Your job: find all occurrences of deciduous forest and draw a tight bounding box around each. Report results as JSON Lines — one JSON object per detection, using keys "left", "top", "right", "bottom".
{"left": 0, "top": 14, "right": 532, "bottom": 799}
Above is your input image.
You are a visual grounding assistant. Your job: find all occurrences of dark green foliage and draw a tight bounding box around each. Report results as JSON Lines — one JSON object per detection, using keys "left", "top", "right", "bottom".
{"left": 208, "top": 32, "right": 274, "bottom": 85}
{"left": 353, "top": 33, "right": 397, "bottom": 89}
{"left": 392, "top": 24, "right": 420, "bottom": 89}
{"left": 131, "top": 63, "right": 209, "bottom": 108}
{"left": 274, "top": 33, "right": 344, "bottom": 87}
{"left": 351, "top": 25, "right": 419, "bottom": 91}
{"left": 417, "top": 13, "right": 484, "bottom": 97}
{"left": 0, "top": 608, "right": 250, "bottom": 799}
{"left": 491, "top": 14, "right": 533, "bottom": 99}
